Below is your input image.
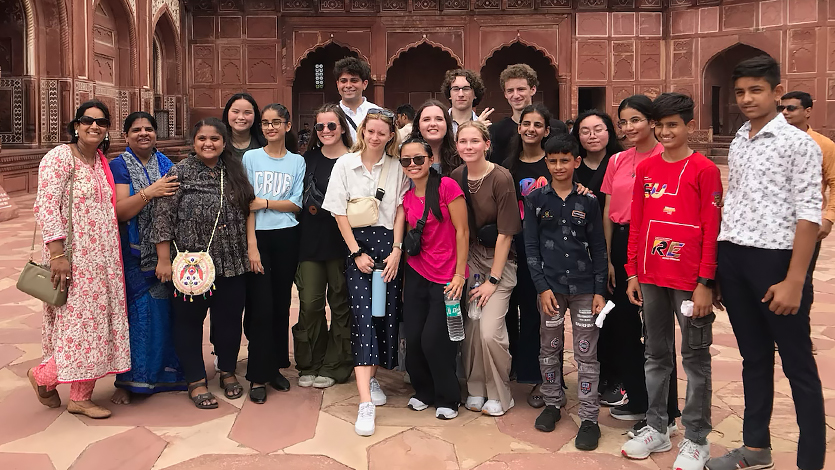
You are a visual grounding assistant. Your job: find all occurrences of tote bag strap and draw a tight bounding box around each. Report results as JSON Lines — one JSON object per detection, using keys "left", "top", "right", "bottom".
{"left": 374, "top": 155, "right": 392, "bottom": 201}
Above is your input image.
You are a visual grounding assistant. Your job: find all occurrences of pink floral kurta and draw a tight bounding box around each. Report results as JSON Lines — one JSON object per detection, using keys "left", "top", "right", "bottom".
{"left": 33, "top": 144, "right": 130, "bottom": 382}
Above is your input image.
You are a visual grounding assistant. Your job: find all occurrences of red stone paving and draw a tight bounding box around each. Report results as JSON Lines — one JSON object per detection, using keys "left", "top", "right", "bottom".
{"left": 82, "top": 390, "right": 238, "bottom": 428}
{"left": 0, "top": 388, "right": 62, "bottom": 446}
{"left": 165, "top": 454, "right": 352, "bottom": 469}
{"left": 71, "top": 427, "right": 167, "bottom": 470}
{"left": 0, "top": 344, "right": 23, "bottom": 369}
{"left": 0, "top": 452, "right": 56, "bottom": 470}
{"left": 367, "top": 429, "right": 459, "bottom": 470}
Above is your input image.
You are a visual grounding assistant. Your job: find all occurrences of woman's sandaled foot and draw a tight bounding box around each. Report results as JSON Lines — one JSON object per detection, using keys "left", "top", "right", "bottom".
{"left": 67, "top": 400, "right": 112, "bottom": 419}
{"left": 188, "top": 380, "right": 218, "bottom": 409}
{"left": 27, "top": 368, "right": 60, "bottom": 408}
{"left": 249, "top": 383, "right": 267, "bottom": 404}
{"left": 219, "top": 372, "right": 243, "bottom": 399}
{"left": 110, "top": 388, "right": 131, "bottom": 405}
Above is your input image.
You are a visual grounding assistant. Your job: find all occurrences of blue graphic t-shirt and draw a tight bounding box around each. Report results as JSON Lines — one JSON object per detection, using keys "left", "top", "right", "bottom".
{"left": 243, "top": 147, "right": 306, "bottom": 230}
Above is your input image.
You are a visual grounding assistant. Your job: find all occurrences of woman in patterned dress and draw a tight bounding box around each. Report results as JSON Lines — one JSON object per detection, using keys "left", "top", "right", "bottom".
{"left": 28, "top": 100, "right": 131, "bottom": 419}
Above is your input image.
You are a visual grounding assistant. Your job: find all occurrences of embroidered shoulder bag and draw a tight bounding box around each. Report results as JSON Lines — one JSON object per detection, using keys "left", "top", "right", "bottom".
{"left": 172, "top": 170, "right": 223, "bottom": 301}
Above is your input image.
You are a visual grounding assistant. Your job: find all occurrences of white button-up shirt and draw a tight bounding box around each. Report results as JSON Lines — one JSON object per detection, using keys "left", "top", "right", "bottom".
{"left": 322, "top": 152, "right": 409, "bottom": 231}
{"left": 449, "top": 108, "right": 479, "bottom": 137}
{"left": 719, "top": 113, "right": 822, "bottom": 249}
{"left": 340, "top": 98, "right": 379, "bottom": 143}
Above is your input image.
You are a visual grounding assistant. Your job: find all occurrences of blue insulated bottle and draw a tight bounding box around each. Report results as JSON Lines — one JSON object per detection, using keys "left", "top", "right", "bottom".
{"left": 371, "top": 262, "right": 386, "bottom": 318}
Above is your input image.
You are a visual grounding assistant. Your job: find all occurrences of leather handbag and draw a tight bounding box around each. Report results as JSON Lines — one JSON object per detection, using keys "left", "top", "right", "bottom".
{"left": 346, "top": 156, "right": 392, "bottom": 228}
{"left": 303, "top": 173, "right": 325, "bottom": 215}
{"left": 458, "top": 166, "right": 499, "bottom": 248}
{"left": 172, "top": 170, "right": 223, "bottom": 301}
{"left": 17, "top": 157, "right": 76, "bottom": 306}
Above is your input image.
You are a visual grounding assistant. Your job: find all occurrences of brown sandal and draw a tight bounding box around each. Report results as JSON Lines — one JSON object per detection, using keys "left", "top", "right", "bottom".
{"left": 28, "top": 368, "right": 60, "bottom": 408}
{"left": 188, "top": 380, "right": 219, "bottom": 409}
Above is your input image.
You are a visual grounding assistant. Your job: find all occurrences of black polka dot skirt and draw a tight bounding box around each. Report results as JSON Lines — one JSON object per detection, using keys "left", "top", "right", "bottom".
{"left": 346, "top": 226, "right": 402, "bottom": 369}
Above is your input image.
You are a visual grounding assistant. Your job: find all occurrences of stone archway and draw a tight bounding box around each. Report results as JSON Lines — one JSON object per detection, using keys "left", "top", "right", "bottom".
{"left": 151, "top": 9, "right": 181, "bottom": 139}
{"left": 702, "top": 43, "right": 768, "bottom": 135}
{"left": 92, "top": 0, "right": 135, "bottom": 87}
{"left": 480, "top": 42, "right": 559, "bottom": 122}
{"left": 292, "top": 42, "right": 369, "bottom": 133}
{"left": 0, "top": 0, "right": 27, "bottom": 76}
{"left": 384, "top": 42, "right": 459, "bottom": 110}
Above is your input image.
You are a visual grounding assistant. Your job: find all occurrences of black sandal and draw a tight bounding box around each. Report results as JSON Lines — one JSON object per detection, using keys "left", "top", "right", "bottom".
{"left": 219, "top": 372, "right": 243, "bottom": 399}
{"left": 188, "top": 380, "right": 218, "bottom": 409}
{"left": 249, "top": 383, "right": 267, "bottom": 404}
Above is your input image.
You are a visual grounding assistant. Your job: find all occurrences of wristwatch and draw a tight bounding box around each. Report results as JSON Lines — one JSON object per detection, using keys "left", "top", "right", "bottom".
{"left": 488, "top": 275, "right": 501, "bottom": 285}
{"left": 350, "top": 247, "right": 365, "bottom": 259}
{"left": 696, "top": 277, "right": 715, "bottom": 289}
{"left": 392, "top": 242, "right": 403, "bottom": 250}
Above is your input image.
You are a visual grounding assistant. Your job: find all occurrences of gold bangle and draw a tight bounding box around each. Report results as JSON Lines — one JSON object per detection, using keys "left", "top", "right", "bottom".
{"left": 454, "top": 274, "right": 466, "bottom": 280}
{"left": 139, "top": 189, "right": 149, "bottom": 203}
{"left": 626, "top": 275, "right": 637, "bottom": 281}
{"left": 50, "top": 252, "right": 66, "bottom": 261}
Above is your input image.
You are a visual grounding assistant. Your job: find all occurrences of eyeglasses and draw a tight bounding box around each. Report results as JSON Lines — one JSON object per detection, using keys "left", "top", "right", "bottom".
{"left": 261, "top": 119, "right": 286, "bottom": 128}
{"left": 579, "top": 127, "right": 607, "bottom": 137}
{"left": 617, "top": 117, "right": 647, "bottom": 128}
{"left": 367, "top": 108, "right": 395, "bottom": 119}
{"left": 399, "top": 155, "right": 427, "bottom": 167}
{"left": 450, "top": 86, "right": 473, "bottom": 93}
{"left": 776, "top": 104, "right": 803, "bottom": 112}
{"left": 314, "top": 122, "right": 338, "bottom": 132}
{"left": 77, "top": 116, "right": 110, "bottom": 127}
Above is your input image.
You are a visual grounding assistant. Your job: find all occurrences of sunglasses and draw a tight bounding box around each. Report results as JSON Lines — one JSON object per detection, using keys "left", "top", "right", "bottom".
{"left": 77, "top": 116, "right": 110, "bottom": 127}
{"left": 776, "top": 105, "right": 803, "bottom": 112}
{"left": 367, "top": 108, "right": 395, "bottom": 119}
{"left": 400, "top": 155, "right": 427, "bottom": 167}
{"left": 314, "top": 122, "right": 338, "bottom": 132}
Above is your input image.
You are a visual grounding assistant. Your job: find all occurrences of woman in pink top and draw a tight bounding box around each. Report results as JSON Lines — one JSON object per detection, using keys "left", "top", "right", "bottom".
{"left": 599, "top": 94, "right": 680, "bottom": 428}
{"left": 400, "top": 136, "right": 469, "bottom": 420}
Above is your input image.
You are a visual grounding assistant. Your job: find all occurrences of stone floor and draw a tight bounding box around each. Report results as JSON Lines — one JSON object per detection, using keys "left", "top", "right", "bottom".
{"left": 0, "top": 166, "right": 834, "bottom": 469}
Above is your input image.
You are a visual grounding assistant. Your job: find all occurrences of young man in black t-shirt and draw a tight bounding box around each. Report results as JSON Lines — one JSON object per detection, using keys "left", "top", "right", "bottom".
{"left": 489, "top": 64, "right": 538, "bottom": 165}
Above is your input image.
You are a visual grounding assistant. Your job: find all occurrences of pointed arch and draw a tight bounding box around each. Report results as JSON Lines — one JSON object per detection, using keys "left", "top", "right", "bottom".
{"left": 701, "top": 42, "right": 770, "bottom": 135}
{"left": 91, "top": 0, "right": 138, "bottom": 87}
{"left": 294, "top": 38, "right": 369, "bottom": 71}
{"left": 152, "top": 6, "right": 182, "bottom": 95}
{"left": 480, "top": 36, "right": 558, "bottom": 71}
{"left": 385, "top": 37, "right": 463, "bottom": 71}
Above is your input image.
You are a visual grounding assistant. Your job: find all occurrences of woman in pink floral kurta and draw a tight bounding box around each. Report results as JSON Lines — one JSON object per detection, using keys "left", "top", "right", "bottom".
{"left": 29, "top": 100, "right": 130, "bottom": 419}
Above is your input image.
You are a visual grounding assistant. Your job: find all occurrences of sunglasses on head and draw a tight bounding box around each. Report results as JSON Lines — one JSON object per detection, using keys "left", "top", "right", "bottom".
{"left": 77, "top": 116, "right": 110, "bottom": 127}
{"left": 314, "top": 122, "right": 338, "bottom": 132}
{"left": 400, "top": 155, "right": 427, "bottom": 167}
{"left": 776, "top": 104, "right": 802, "bottom": 112}
{"left": 367, "top": 108, "right": 395, "bottom": 119}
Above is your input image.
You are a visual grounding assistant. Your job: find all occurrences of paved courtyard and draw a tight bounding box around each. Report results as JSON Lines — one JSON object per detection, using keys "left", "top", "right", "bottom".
{"left": 0, "top": 165, "right": 834, "bottom": 469}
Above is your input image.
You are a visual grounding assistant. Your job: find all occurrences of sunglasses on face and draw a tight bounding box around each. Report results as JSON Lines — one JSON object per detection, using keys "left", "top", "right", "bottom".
{"left": 400, "top": 155, "right": 427, "bottom": 167}
{"left": 261, "top": 119, "right": 286, "bottom": 128}
{"left": 314, "top": 122, "right": 338, "bottom": 132}
{"left": 77, "top": 116, "right": 110, "bottom": 127}
{"left": 776, "top": 105, "right": 803, "bottom": 112}
{"left": 367, "top": 108, "right": 395, "bottom": 119}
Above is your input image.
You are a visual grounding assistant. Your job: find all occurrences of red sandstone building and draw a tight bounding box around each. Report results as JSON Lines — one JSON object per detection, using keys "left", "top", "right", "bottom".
{"left": 1, "top": 0, "right": 833, "bottom": 193}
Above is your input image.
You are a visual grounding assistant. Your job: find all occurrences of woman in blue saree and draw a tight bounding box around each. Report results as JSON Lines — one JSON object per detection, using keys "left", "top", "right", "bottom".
{"left": 109, "top": 112, "right": 186, "bottom": 403}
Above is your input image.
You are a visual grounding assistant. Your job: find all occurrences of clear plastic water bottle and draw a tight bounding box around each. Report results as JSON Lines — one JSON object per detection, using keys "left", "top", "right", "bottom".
{"left": 445, "top": 289, "right": 465, "bottom": 342}
{"left": 468, "top": 274, "right": 483, "bottom": 320}
{"left": 371, "top": 263, "right": 386, "bottom": 318}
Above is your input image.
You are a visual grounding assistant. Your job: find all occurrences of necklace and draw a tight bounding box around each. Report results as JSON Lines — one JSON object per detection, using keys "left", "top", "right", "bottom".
{"left": 468, "top": 162, "right": 492, "bottom": 194}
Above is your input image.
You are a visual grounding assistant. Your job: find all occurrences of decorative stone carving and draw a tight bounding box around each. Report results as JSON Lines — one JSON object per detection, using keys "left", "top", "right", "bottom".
{"left": 382, "top": 0, "right": 406, "bottom": 10}
{"left": 507, "top": 0, "right": 533, "bottom": 9}
{"left": 284, "top": 0, "right": 314, "bottom": 10}
{"left": 539, "top": 0, "right": 569, "bottom": 6}
{"left": 443, "top": 0, "right": 468, "bottom": 9}
{"left": 219, "top": 0, "right": 244, "bottom": 10}
{"left": 578, "top": 0, "right": 606, "bottom": 8}
{"left": 320, "top": 0, "right": 345, "bottom": 11}
{"left": 40, "top": 79, "right": 59, "bottom": 143}
{"left": 0, "top": 183, "right": 19, "bottom": 221}
{"left": 671, "top": 39, "right": 693, "bottom": 79}
{"left": 475, "top": 0, "right": 499, "bottom": 9}
{"left": 152, "top": 0, "right": 181, "bottom": 33}
{"left": 352, "top": 0, "right": 376, "bottom": 11}
{"left": 414, "top": 0, "right": 439, "bottom": 10}
{"left": 0, "top": 78, "right": 23, "bottom": 144}
{"left": 193, "top": 45, "right": 215, "bottom": 84}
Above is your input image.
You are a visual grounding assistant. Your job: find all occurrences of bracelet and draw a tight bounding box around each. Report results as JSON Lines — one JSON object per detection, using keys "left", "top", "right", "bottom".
{"left": 139, "top": 189, "right": 149, "bottom": 203}
{"left": 50, "top": 252, "right": 66, "bottom": 261}
{"left": 266, "top": 200, "right": 270, "bottom": 210}
{"left": 626, "top": 275, "right": 637, "bottom": 281}
{"left": 454, "top": 274, "right": 466, "bottom": 280}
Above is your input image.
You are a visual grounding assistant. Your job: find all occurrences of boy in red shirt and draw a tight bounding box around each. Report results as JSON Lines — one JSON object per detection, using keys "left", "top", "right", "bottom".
{"left": 620, "top": 93, "right": 722, "bottom": 470}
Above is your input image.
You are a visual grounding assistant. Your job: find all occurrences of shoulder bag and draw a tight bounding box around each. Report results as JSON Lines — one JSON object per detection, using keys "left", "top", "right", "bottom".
{"left": 17, "top": 155, "right": 76, "bottom": 306}
{"left": 403, "top": 199, "right": 430, "bottom": 256}
{"left": 303, "top": 156, "right": 325, "bottom": 215}
{"left": 458, "top": 166, "right": 499, "bottom": 248}
{"left": 346, "top": 156, "right": 392, "bottom": 228}
{"left": 172, "top": 170, "right": 223, "bottom": 301}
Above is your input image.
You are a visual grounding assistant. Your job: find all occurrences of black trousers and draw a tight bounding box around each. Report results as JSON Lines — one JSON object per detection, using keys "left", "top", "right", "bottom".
{"left": 173, "top": 274, "right": 246, "bottom": 384}
{"left": 718, "top": 242, "right": 825, "bottom": 470}
{"left": 403, "top": 265, "right": 460, "bottom": 409}
{"left": 506, "top": 237, "right": 544, "bottom": 384}
{"left": 245, "top": 227, "right": 300, "bottom": 384}
{"left": 605, "top": 224, "right": 679, "bottom": 417}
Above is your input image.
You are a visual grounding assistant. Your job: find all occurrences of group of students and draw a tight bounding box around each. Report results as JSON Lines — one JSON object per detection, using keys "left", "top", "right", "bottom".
{"left": 29, "top": 52, "right": 832, "bottom": 470}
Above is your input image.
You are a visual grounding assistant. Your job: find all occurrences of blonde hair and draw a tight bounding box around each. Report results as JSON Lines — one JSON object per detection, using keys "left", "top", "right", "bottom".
{"left": 351, "top": 112, "right": 401, "bottom": 158}
{"left": 499, "top": 63, "right": 539, "bottom": 90}
{"left": 455, "top": 120, "right": 491, "bottom": 160}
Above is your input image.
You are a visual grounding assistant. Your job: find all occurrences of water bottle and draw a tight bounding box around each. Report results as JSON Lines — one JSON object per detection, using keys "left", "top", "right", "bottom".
{"left": 445, "top": 289, "right": 465, "bottom": 342}
{"left": 371, "top": 263, "right": 386, "bottom": 318}
{"left": 468, "top": 274, "right": 483, "bottom": 320}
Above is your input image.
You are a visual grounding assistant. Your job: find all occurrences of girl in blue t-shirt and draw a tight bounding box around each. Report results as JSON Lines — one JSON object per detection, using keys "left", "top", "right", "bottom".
{"left": 242, "top": 103, "right": 306, "bottom": 404}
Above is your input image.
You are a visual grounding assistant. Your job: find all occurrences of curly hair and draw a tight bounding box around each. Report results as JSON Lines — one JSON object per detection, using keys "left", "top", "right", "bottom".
{"left": 499, "top": 63, "right": 539, "bottom": 91}
{"left": 333, "top": 56, "right": 372, "bottom": 82}
{"left": 441, "top": 68, "right": 486, "bottom": 107}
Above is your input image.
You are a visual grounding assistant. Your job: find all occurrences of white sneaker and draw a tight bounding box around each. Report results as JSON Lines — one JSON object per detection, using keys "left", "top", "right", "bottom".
{"left": 298, "top": 375, "right": 315, "bottom": 388}
{"left": 407, "top": 397, "right": 429, "bottom": 411}
{"left": 355, "top": 402, "right": 376, "bottom": 436}
{"left": 481, "top": 398, "right": 514, "bottom": 416}
{"left": 436, "top": 407, "right": 458, "bottom": 420}
{"left": 369, "top": 377, "right": 387, "bottom": 406}
{"left": 673, "top": 438, "right": 710, "bottom": 470}
{"left": 465, "top": 396, "right": 485, "bottom": 412}
{"left": 213, "top": 355, "right": 220, "bottom": 372}
{"left": 312, "top": 376, "right": 336, "bottom": 389}
{"left": 627, "top": 420, "right": 679, "bottom": 439}
{"left": 621, "top": 427, "right": 672, "bottom": 459}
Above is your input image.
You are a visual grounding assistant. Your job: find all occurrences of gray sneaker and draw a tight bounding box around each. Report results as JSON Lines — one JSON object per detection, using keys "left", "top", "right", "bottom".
{"left": 706, "top": 446, "right": 774, "bottom": 470}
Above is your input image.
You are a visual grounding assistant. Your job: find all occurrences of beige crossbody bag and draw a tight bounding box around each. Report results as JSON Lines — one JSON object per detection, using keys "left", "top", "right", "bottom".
{"left": 345, "top": 155, "right": 392, "bottom": 228}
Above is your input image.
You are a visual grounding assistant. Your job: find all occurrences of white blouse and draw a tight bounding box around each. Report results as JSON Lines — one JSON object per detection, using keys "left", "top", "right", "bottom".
{"left": 322, "top": 152, "right": 409, "bottom": 231}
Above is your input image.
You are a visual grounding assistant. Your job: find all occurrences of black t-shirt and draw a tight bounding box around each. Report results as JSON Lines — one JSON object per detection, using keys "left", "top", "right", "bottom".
{"left": 574, "top": 155, "right": 610, "bottom": 214}
{"left": 503, "top": 155, "right": 551, "bottom": 259}
{"left": 489, "top": 117, "right": 518, "bottom": 165}
{"left": 229, "top": 138, "right": 262, "bottom": 163}
{"left": 298, "top": 147, "right": 348, "bottom": 261}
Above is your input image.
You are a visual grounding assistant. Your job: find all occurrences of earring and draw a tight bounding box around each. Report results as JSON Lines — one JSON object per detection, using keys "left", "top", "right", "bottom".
{"left": 104, "top": 134, "right": 110, "bottom": 141}
{"left": 74, "top": 130, "right": 78, "bottom": 137}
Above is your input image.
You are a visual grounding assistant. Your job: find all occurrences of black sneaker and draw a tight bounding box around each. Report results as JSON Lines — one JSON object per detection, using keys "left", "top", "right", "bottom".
{"left": 534, "top": 405, "right": 561, "bottom": 432}
{"left": 574, "top": 420, "right": 600, "bottom": 451}
{"left": 609, "top": 404, "right": 646, "bottom": 421}
{"left": 600, "top": 383, "right": 627, "bottom": 406}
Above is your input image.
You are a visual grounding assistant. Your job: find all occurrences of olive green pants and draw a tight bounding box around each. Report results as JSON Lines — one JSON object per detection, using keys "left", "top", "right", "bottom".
{"left": 292, "top": 259, "right": 354, "bottom": 382}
